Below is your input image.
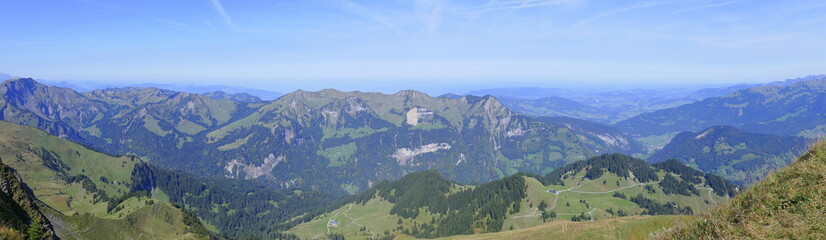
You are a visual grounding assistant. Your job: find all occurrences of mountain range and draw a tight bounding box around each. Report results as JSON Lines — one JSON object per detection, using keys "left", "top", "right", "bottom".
{"left": 0, "top": 78, "right": 644, "bottom": 195}
{"left": 0, "top": 73, "right": 821, "bottom": 239}
{"left": 38, "top": 80, "right": 283, "bottom": 101}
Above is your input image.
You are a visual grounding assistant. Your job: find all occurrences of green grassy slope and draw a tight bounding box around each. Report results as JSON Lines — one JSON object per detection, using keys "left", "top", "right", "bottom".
{"left": 655, "top": 141, "right": 826, "bottom": 239}
{"left": 289, "top": 154, "right": 734, "bottom": 239}
{"left": 45, "top": 201, "right": 206, "bottom": 240}
{"left": 0, "top": 121, "right": 209, "bottom": 239}
{"left": 0, "top": 120, "right": 137, "bottom": 217}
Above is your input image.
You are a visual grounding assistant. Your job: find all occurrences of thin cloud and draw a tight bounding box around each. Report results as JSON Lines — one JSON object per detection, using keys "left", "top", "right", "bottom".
{"left": 479, "top": 0, "right": 578, "bottom": 10}
{"left": 572, "top": 1, "right": 670, "bottom": 27}
{"left": 690, "top": 34, "right": 795, "bottom": 49}
{"left": 336, "top": 0, "right": 408, "bottom": 35}
{"left": 667, "top": 1, "right": 740, "bottom": 15}
{"left": 0, "top": 41, "right": 57, "bottom": 46}
{"left": 414, "top": 0, "right": 444, "bottom": 37}
{"left": 466, "top": 0, "right": 579, "bottom": 17}
{"left": 52, "top": 25, "right": 104, "bottom": 45}
{"left": 209, "top": 0, "right": 238, "bottom": 30}
{"left": 204, "top": 20, "right": 220, "bottom": 34}
{"left": 78, "top": 0, "right": 192, "bottom": 29}
{"left": 155, "top": 18, "right": 192, "bottom": 28}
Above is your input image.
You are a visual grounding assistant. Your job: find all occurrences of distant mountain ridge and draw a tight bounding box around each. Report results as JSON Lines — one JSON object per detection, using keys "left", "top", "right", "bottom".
{"left": 496, "top": 96, "right": 611, "bottom": 123}
{"left": 0, "top": 73, "right": 17, "bottom": 81}
{"left": 649, "top": 126, "right": 810, "bottom": 185}
{"left": 202, "top": 91, "right": 263, "bottom": 102}
{"left": 467, "top": 75, "right": 826, "bottom": 123}
{"left": 37, "top": 79, "right": 283, "bottom": 101}
{"left": 615, "top": 77, "right": 826, "bottom": 137}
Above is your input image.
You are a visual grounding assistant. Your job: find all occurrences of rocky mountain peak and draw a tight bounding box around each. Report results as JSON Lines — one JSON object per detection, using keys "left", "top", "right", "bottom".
{"left": 394, "top": 89, "right": 430, "bottom": 100}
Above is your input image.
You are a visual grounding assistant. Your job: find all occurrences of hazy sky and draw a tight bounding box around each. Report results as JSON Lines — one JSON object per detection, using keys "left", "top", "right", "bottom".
{"left": 2, "top": 0, "right": 825, "bottom": 93}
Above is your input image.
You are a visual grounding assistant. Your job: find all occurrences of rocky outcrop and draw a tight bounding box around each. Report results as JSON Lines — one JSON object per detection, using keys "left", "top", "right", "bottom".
{"left": 224, "top": 154, "right": 284, "bottom": 180}
{"left": 392, "top": 143, "right": 452, "bottom": 166}
{"left": 0, "top": 161, "right": 58, "bottom": 239}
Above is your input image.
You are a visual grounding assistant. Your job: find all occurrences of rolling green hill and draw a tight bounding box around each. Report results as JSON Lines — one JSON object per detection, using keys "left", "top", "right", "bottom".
{"left": 0, "top": 78, "right": 644, "bottom": 194}
{"left": 44, "top": 200, "right": 208, "bottom": 240}
{"left": 0, "top": 120, "right": 211, "bottom": 239}
{"left": 288, "top": 154, "right": 735, "bottom": 239}
{"left": 655, "top": 140, "right": 826, "bottom": 239}
{"left": 649, "top": 126, "right": 810, "bottom": 185}
{"left": 615, "top": 77, "right": 826, "bottom": 138}
{"left": 0, "top": 120, "right": 334, "bottom": 239}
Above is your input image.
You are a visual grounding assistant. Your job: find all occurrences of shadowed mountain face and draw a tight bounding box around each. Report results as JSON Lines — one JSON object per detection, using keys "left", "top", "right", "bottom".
{"left": 649, "top": 126, "right": 810, "bottom": 185}
{"left": 0, "top": 78, "right": 644, "bottom": 194}
{"left": 614, "top": 77, "right": 826, "bottom": 138}
{"left": 0, "top": 161, "right": 58, "bottom": 240}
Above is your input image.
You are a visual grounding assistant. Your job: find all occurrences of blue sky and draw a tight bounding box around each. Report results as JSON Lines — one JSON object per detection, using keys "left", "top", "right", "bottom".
{"left": 2, "top": 0, "right": 825, "bottom": 93}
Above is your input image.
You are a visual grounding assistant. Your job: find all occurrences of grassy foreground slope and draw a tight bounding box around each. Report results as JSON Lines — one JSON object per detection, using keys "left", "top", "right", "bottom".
{"left": 0, "top": 121, "right": 209, "bottom": 239}
{"left": 0, "top": 120, "right": 138, "bottom": 217}
{"left": 423, "top": 215, "right": 693, "bottom": 240}
{"left": 44, "top": 200, "right": 205, "bottom": 240}
{"left": 655, "top": 141, "right": 826, "bottom": 239}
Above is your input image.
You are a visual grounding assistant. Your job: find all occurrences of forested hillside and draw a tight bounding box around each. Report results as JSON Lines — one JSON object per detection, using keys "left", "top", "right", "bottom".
{"left": 649, "top": 126, "right": 810, "bottom": 185}
{"left": 130, "top": 162, "right": 335, "bottom": 238}
{"left": 289, "top": 153, "right": 735, "bottom": 239}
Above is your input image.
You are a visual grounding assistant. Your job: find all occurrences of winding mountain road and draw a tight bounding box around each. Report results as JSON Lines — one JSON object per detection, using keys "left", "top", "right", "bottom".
{"left": 512, "top": 179, "right": 660, "bottom": 220}
{"left": 316, "top": 203, "right": 376, "bottom": 239}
